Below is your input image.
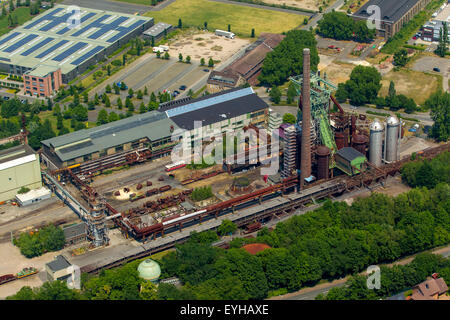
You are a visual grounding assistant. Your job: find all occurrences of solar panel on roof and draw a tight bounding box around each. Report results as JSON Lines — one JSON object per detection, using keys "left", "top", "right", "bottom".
{"left": 21, "top": 37, "right": 54, "bottom": 56}
{"left": 3, "top": 34, "right": 38, "bottom": 53}
{"left": 71, "top": 45, "right": 104, "bottom": 65}
{"left": 107, "top": 20, "right": 146, "bottom": 43}
{"left": 56, "top": 12, "right": 96, "bottom": 35}
{"left": 88, "top": 16, "right": 129, "bottom": 40}
{"left": 24, "top": 7, "right": 64, "bottom": 29}
{"left": 0, "top": 32, "right": 20, "bottom": 46}
{"left": 35, "top": 40, "right": 69, "bottom": 59}
{"left": 52, "top": 42, "right": 88, "bottom": 62}
{"left": 39, "top": 12, "right": 74, "bottom": 32}
{"left": 166, "top": 87, "right": 254, "bottom": 118}
{"left": 71, "top": 15, "right": 112, "bottom": 37}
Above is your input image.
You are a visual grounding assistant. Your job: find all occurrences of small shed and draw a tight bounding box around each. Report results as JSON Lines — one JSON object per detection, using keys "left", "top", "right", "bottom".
{"left": 45, "top": 255, "right": 72, "bottom": 282}
{"left": 335, "top": 147, "right": 367, "bottom": 176}
{"left": 15, "top": 187, "right": 51, "bottom": 206}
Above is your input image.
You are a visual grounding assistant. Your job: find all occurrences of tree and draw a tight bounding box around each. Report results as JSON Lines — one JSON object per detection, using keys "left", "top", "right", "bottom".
{"left": 286, "top": 82, "right": 297, "bottom": 104}
{"left": 353, "top": 20, "right": 376, "bottom": 43}
{"left": 200, "top": 57, "right": 205, "bottom": 66}
{"left": 393, "top": 49, "right": 408, "bottom": 67}
{"left": 116, "top": 97, "right": 123, "bottom": 109}
{"left": 185, "top": 55, "right": 191, "bottom": 64}
{"left": 140, "top": 281, "right": 158, "bottom": 300}
{"left": 269, "top": 86, "right": 281, "bottom": 104}
{"left": 228, "top": 24, "right": 231, "bottom": 32}
{"left": 178, "top": 18, "right": 182, "bottom": 29}
{"left": 178, "top": 52, "right": 183, "bottom": 62}
{"left": 97, "top": 109, "right": 108, "bottom": 125}
{"left": 258, "top": 30, "right": 319, "bottom": 86}
{"left": 164, "top": 52, "right": 169, "bottom": 60}
{"left": 122, "top": 53, "right": 127, "bottom": 66}
{"left": 208, "top": 58, "right": 214, "bottom": 67}
{"left": 317, "top": 11, "right": 354, "bottom": 40}
{"left": 187, "top": 89, "right": 194, "bottom": 97}
{"left": 251, "top": 28, "right": 255, "bottom": 38}
{"left": 282, "top": 113, "right": 296, "bottom": 124}
{"left": 204, "top": 21, "right": 208, "bottom": 30}
{"left": 107, "top": 65, "right": 111, "bottom": 76}
{"left": 218, "top": 220, "right": 237, "bottom": 236}
{"left": 335, "top": 83, "right": 348, "bottom": 103}
{"left": 108, "top": 111, "right": 119, "bottom": 122}
{"left": 435, "top": 22, "right": 448, "bottom": 58}
{"left": 341, "top": 66, "right": 382, "bottom": 106}
{"left": 425, "top": 91, "right": 450, "bottom": 142}
{"left": 139, "top": 102, "right": 146, "bottom": 114}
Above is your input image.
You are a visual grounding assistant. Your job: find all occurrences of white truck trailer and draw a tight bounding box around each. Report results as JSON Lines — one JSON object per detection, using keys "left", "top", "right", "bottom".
{"left": 215, "top": 29, "right": 235, "bottom": 39}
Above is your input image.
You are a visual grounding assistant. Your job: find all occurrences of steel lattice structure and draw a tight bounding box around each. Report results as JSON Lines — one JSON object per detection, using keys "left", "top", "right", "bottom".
{"left": 290, "top": 72, "right": 338, "bottom": 168}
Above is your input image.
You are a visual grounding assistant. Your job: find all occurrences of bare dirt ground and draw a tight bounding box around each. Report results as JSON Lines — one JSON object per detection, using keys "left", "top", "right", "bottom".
{"left": 320, "top": 59, "right": 355, "bottom": 84}
{"left": 374, "top": 176, "right": 411, "bottom": 197}
{"left": 263, "top": 0, "right": 327, "bottom": 11}
{"left": 167, "top": 30, "right": 250, "bottom": 64}
{"left": 399, "top": 136, "right": 438, "bottom": 159}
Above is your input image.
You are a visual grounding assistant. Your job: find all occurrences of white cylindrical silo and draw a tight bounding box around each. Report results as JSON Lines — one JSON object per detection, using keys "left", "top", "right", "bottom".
{"left": 369, "top": 119, "right": 384, "bottom": 167}
{"left": 385, "top": 116, "right": 400, "bottom": 162}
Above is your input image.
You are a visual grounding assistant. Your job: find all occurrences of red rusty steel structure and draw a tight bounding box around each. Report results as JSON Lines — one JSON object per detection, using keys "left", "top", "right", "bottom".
{"left": 52, "top": 140, "right": 450, "bottom": 242}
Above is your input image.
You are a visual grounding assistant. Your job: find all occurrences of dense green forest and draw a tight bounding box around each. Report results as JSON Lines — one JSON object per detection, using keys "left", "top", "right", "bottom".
{"left": 317, "top": 252, "right": 450, "bottom": 300}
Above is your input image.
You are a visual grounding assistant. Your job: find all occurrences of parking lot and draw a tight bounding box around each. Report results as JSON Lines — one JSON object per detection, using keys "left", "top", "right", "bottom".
{"left": 93, "top": 52, "right": 210, "bottom": 101}
{"left": 412, "top": 55, "right": 450, "bottom": 92}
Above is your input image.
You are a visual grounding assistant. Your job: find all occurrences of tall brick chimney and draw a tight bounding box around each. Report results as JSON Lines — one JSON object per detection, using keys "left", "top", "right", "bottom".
{"left": 300, "top": 48, "right": 311, "bottom": 189}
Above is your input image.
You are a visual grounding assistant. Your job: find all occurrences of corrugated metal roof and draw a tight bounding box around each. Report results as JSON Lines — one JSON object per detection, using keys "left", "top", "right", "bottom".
{"left": 354, "top": 0, "right": 421, "bottom": 23}
{"left": 336, "top": 147, "right": 365, "bottom": 162}
{"left": 42, "top": 111, "right": 178, "bottom": 162}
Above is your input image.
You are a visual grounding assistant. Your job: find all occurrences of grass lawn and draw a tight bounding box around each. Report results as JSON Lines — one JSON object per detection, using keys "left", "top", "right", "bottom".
{"left": 379, "top": 69, "right": 440, "bottom": 105}
{"left": 143, "top": 0, "right": 306, "bottom": 38}
{"left": 0, "top": 8, "right": 42, "bottom": 37}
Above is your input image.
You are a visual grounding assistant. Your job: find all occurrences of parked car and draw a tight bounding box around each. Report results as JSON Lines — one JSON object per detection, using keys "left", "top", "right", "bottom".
{"left": 179, "top": 85, "right": 187, "bottom": 90}
{"left": 203, "top": 69, "right": 210, "bottom": 72}
{"left": 412, "top": 36, "right": 418, "bottom": 40}
{"left": 2, "top": 96, "right": 9, "bottom": 100}
{"left": 433, "top": 67, "right": 440, "bottom": 72}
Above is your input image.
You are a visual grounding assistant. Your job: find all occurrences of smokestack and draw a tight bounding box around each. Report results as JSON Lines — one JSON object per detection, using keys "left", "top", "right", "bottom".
{"left": 300, "top": 48, "right": 311, "bottom": 189}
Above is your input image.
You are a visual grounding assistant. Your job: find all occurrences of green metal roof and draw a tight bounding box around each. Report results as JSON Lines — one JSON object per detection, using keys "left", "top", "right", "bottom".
{"left": 42, "top": 111, "right": 179, "bottom": 162}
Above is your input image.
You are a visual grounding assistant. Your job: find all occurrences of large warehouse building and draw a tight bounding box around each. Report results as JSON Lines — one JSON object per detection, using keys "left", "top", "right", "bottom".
{"left": 0, "top": 144, "right": 42, "bottom": 202}
{"left": 0, "top": 5, "right": 153, "bottom": 85}
{"left": 352, "top": 0, "right": 432, "bottom": 39}
{"left": 42, "top": 87, "right": 269, "bottom": 169}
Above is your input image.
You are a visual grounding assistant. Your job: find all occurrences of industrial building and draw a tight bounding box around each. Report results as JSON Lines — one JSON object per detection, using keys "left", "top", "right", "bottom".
{"left": 0, "top": 144, "right": 42, "bottom": 202}
{"left": 41, "top": 87, "right": 269, "bottom": 169}
{"left": 15, "top": 187, "right": 51, "bottom": 206}
{"left": 206, "top": 70, "right": 244, "bottom": 93}
{"left": 0, "top": 5, "right": 153, "bottom": 84}
{"left": 224, "top": 33, "right": 284, "bottom": 86}
{"left": 142, "top": 22, "right": 172, "bottom": 41}
{"left": 45, "top": 255, "right": 72, "bottom": 282}
{"left": 422, "top": 3, "right": 450, "bottom": 42}
{"left": 41, "top": 111, "right": 178, "bottom": 169}
{"left": 353, "top": 0, "right": 432, "bottom": 39}
{"left": 63, "top": 222, "right": 88, "bottom": 246}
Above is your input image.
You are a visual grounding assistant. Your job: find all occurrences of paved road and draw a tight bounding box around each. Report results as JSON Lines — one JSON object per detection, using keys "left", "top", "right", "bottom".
{"left": 340, "top": 103, "right": 433, "bottom": 126}
{"left": 411, "top": 56, "right": 450, "bottom": 93}
{"left": 300, "top": 0, "right": 345, "bottom": 30}
{"left": 210, "top": 0, "right": 314, "bottom": 16}
{"left": 272, "top": 244, "right": 450, "bottom": 300}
